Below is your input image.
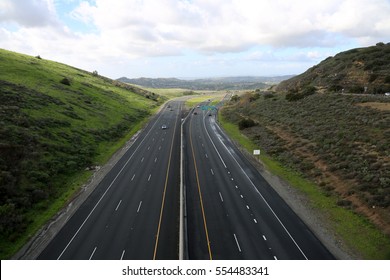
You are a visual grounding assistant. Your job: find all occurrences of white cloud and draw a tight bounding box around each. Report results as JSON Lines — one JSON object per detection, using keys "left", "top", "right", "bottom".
{"left": 69, "top": 1, "right": 95, "bottom": 24}
{"left": 0, "top": 0, "right": 59, "bottom": 27}
{"left": 1, "top": 0, "right": 390, "bottom": 78}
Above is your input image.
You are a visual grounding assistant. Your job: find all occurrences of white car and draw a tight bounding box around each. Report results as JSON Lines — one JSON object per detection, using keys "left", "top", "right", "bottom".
{"left": 161, "top": 125, "right": 167, "bottom": 129}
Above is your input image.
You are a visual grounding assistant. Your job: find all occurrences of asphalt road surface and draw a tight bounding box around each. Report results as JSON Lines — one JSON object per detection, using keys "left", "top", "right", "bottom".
{"left": 38, "top": 98, "right": 334, "bottom": 260}
{"left": 38, "top": 101, "right": 182, "bottom": 260}
{"left": 183, "top": 104, "right": 334, "bottom": 260}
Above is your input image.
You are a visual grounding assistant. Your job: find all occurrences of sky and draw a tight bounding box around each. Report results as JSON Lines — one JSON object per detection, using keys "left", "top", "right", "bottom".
{"left": 1, "top": 0, "right": 390, "bottom": 79}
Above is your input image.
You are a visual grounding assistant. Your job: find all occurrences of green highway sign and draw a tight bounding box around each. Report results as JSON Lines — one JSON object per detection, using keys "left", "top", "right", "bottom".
{"left": 201, "top": 105, "right": 217, "bottom": 111}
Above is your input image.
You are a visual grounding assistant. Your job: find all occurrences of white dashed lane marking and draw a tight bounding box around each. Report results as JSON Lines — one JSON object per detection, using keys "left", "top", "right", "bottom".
{"left": 233, "top": 234, "right": 242, "bottom": 252}
{"left": 89, "top": 247, "right": 97, "bottom": 260}
{"left": 219, "top": 192, "right": 224, "bottom": 202}
{"left": 137, "top": 201, "right": 142, "bottom": 213}
{"left": 115, "top": 200, "right": 122, "bottom": 211}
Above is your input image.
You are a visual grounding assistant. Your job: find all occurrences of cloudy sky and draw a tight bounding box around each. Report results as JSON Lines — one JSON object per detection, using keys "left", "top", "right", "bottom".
{"left": 1, "top": 0, "right": 390, "bottom": 79}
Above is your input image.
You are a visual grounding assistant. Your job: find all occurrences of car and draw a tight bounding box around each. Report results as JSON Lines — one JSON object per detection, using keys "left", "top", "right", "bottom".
{"left": 194, "top": 112, "right": 198, "bottom": 115}
{"left": 161, "top": 125, "right": 167, "bottom": 129}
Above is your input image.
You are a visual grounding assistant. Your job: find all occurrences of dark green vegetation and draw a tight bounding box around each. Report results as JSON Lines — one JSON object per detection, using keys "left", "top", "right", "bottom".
{"left": 118, "top": 76, "right": 293, "bottom": 90}
{"left": 221, "top": 92, "right": 390, "bottom": 258}
{"left": 0, "top": 49, "right": 162, "bottom": 258}
{"left": 277, "top": 42, "right": 390, "bottom": 95}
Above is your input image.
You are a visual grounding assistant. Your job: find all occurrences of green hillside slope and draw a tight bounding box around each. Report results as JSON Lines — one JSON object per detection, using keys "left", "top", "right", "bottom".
{"left": 0, "top": 49, "right": 162, "bottom": 258}
{"left": 277, "top": 42, "right": 390, "bottom": 95}
{"left": 220, "top": 90, "right": 390, "bottom": 258}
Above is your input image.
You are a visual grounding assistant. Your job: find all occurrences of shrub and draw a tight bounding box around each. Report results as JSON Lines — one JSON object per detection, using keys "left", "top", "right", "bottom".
{"left": 238, "top": 118, "right": 256, "bottom": 130}
{"left": 249, "top": 93, "right": 261, "bottom": 102}
{"left": 231, "top": 95, "right": 240, "bottom": 102}
{"left": 60, "top": 77, "right": 71, "bottom": 86}
{"left": 286, "top": 86, "right": 316, "bottom": 101}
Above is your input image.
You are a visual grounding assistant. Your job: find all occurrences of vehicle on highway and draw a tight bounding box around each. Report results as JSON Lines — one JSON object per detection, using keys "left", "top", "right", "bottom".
{"left": 161, "top": 124, "right": 167, "bottom": 129}
{"left": 194, "top": 112, "right": 198, "bottom": 115}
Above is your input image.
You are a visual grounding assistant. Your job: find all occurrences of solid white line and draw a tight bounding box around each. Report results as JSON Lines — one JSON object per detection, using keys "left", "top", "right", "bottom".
{"left": 131, "top": 174, "right": 135, "bottom": 181}
{"left": 115, "top": 200, "right": 122, "bottom": 211}
{"left": 148, "top": 174, "right": 152, "bottom": 181}
{"left": 89, "top": 247, "right": 97, "bottom": 260}
{"left": 263, "top": 235, "right": 267, "bottom": 241}
{"left": 120, "top": 250, "right": 125, "bottom": 260}
{"left": 219, "top": 192, "right": 224, "bottom": 202}
{"left": 233, "top": 234, "right": 242, "bottom": 252}
{"left": 56, "top": 108, "right": 166, "bottom": 260}
{"left": 202, "top": 117, "right": 227, "bottom": 168}
{"left": 137, "top": 201, "right": 142, "bottom": 213}
{"left": 212, "top": 121, "right": 309, "bottom": 260}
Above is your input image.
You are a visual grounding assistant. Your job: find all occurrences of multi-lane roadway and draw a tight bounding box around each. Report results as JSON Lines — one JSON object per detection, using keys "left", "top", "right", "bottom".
{"left": 183, "top": 104, "right": 334, "bottom": 259}
{"left": 38, "top": 97, "right": 334, "bottom": 260}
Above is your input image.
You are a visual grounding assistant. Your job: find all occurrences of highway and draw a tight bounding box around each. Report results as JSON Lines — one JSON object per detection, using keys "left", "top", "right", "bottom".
{"left": 38, "top": 97, "right": 334, "bottom": 260}
{"left": 38, "top": 100, "right": 183, "bottom": 260}
{"left": 183, "top": 103, "right": 334, "bottom": 260}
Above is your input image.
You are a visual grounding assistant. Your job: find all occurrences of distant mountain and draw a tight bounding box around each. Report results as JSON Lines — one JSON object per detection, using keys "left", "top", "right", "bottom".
{"left": 277, "top": 43, "right": 390, "bottom": 94}
{"left": 117, "top": 76, "right": 294, "bottom": 90}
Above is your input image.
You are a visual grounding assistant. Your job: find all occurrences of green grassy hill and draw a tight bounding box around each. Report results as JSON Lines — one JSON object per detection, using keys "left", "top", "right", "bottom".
{"left": 277, "top": 42, "right": 390, "bottom": 95}
{"left": 0, "top": 49, "right": 162, "bottom": 258}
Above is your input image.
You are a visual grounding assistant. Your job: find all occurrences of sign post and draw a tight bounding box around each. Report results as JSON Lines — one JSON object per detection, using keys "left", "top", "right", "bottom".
{"left": 253, "top": 149, "right": 261, "bottom": 161}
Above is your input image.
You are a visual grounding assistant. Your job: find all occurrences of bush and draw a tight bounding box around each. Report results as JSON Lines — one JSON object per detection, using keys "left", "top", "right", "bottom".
{"left": 231, "top": 95, "right": 240, "bottom": 102}
{"left": 238, "top": 118, "right": 256, "bottom": 130}
{"left": 286, "top": 86, "right": 316, "bottom": 101}
{"left": 60, "top": 77, "right": 71, "bottom": 86}
{"left": 249, "top": 93, "right": 261, "bottom": 102}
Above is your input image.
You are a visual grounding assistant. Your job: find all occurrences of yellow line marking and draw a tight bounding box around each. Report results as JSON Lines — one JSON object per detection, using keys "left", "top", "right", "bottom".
{"left": 153, "top": 104, "right": 180, "bottom": 260}
{"left": 189, "top": 115, "right": 213, "bottom": 260}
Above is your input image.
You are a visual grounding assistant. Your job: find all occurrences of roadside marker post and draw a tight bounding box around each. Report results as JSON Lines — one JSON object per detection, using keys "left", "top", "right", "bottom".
{"left": 253, "top": 149, "right": 261, "bottom": 161}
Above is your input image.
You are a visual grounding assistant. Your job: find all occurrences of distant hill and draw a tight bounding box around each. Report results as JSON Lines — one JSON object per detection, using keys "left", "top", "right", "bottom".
{"left": 277, "top": 43, "right": 390, "bottom": 94}
{"left": 118, "top": 76, "right": 294, "bottom": 90}
{"left": 0, "top": 49, "right": 161, "bottom": 258}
